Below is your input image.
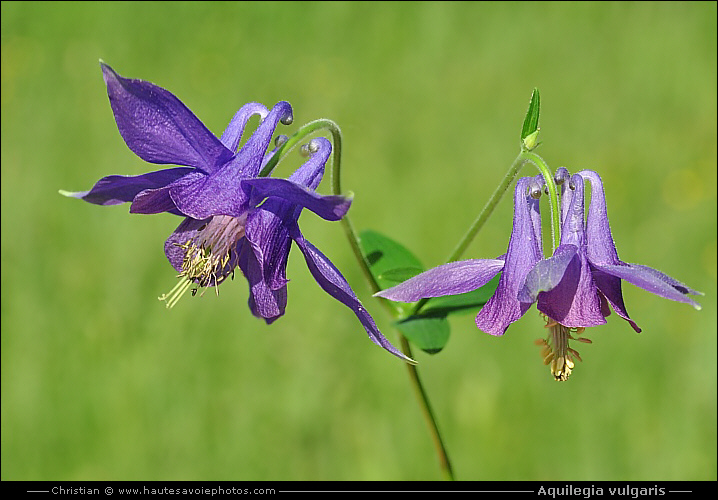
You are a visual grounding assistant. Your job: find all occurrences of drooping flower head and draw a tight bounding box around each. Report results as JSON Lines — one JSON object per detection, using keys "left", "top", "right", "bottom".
{"left": 377, "top": 169, "right": 701, "bottom": 379}
{"left": 62, "top": 62, "right": 411, "bottom": 362}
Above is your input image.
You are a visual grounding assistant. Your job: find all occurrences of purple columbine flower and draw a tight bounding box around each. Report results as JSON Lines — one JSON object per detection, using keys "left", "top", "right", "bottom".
{"left": 376, "top": 170, "right": 701, "bottom": 379}
{"left": 62, "top": 63, "right": 410, "bottom": 362}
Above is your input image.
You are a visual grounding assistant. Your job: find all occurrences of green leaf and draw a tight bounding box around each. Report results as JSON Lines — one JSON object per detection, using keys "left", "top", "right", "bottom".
{"left": 378, "top": 267, "right": 424, "bottom": 284}
{"left": 394, "top": 314, "right": 450, "bottom": 355}
{"left": 520, "top": 88, "right": 540, "bottom": 147}
{"left": 359, "top": 230, "right": 450, "bottom": 352}
{"left": 358, "top": 230, "right": 497, "bottom": 354}
{"left": 359, "top": 229, "right": 424, "bottom": 317}
{"left": 421, "top": 274, "right": 500, "bottom": 316}
{"left": 359, "top": 229, "right": 424, "bottom": 288}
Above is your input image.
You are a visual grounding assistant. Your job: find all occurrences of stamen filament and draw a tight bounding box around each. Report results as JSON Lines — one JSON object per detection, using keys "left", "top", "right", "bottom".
{"left": 159, "top": 277, "right": 193, "bottom": 309}
{"left": 537, "top": 313, "right": 592, "bottom": 381}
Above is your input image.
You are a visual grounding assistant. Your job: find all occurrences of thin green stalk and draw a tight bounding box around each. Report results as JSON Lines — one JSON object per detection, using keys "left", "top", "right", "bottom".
{"left": 519, "top": 150, "right": 561, "bottom": 251}
{"left": 291, "top": 120, "right": 455, "bottom": 481}
{"left": 336, "top": 210, "right": 455, "bottom": 480}
{"left": 258, "top": 119, "right": 339, "bottom": 178}
{"left": 398, "top": 335, "right": 455, "bottom": 481}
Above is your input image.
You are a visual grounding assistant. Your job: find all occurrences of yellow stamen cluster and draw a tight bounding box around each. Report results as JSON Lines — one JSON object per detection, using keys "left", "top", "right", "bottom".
{"left": 159, "top": 215, "right": 245, "bottom": 308}
{"left": 534, "top": 313, "right": 592, "bottom": 381}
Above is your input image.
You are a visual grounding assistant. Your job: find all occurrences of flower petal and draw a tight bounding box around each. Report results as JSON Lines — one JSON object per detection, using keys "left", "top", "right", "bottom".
{"left": 578, "top": 170, "right": 620, "bottom": 265}
{"left": 286, "top": 137, "right": 332, "bottom": 191}
{"left": 518, "top": 244, "right": 577, "bottom": 304}
{"left": 290, "top": 226, "right": 413, "bottom": 363}
{"left": 589, "top": 265, "right": 641, "bottom": 332}
{"left": 580, "top": 169, "right": 702, "bottom": 322}
{"left": 243, "top": 202, "right": 293, "bottom": 291}
{"left": 228, "top": 101, "right": 293, "bottom": 179}
{"left": 475, "top": 177, "right": 544, "bottom": 336}
{"left": 62, "top": 167, "right": 193, "bottom": 207}
{"left": 242, "top": 177, "right": 352, "bottom": 221}
{"left": 536, "top": 251, "right": 607, "bottom": 328}
{"left": 535, "top": 175, "right": 606, "bottom": 328}
{"left": 375, "top": 259, "right": 505, "bottom": 302}
{"left": 164, "top": 216, "right": 211, "bottom": 272}
{"left": 591, "top": 262, "right": 703, "bottom": 311}
{"left": 101, "top": 62, "right": 233, "bottom": 171}
{"left": 219, "top": 102, "right": 268, "bottom": 153}
{"left": 237, "top": 239, "right": 288, "bottom": 322}
{"left": 130, "top": 185, "right": 182, "bottom": 215}
{"left": 168, "top": 101, "right": 293, "bottom": 219}
{"left": 577, "top": 170, "right": 642, "bottom": 329}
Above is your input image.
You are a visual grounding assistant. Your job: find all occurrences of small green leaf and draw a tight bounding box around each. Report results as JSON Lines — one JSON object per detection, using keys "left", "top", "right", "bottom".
{"left": 359, "top": 230, "right": 425, "bottom": 315}
{"left": 378, "top": 267, "right": 424, "bottom": 284}
{"left": 359, "top": 230, "right": 424, "bottom": 289}
{"left": 520, "top": 88, "right": 540, "bottom": 147}
{"left": 421, "top": 274, "right": 500, "bottom": 316}
{"left": 359, "top": 230, "right": 497, "bottom": 354}
{"left": 394, "top": 314, "right": 450, "bottom": 354}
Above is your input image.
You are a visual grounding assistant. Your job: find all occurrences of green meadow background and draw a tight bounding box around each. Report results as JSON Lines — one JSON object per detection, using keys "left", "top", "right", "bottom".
{"left": 2, "top": 1, "right": 716, "bottom": 481}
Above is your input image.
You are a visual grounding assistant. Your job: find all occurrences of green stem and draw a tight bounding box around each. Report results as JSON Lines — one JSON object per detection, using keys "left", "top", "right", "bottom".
{"left": 518, "top": 150, "right": 561, "bottom": 251}
{"left": 398, "top": 336, "right": 455, "bottom": 481}
{"left": 305, "top": 120, "right": 455, "bottom": 481}
{"left": 258, "top": 119, "right": 339, "bottom": 178}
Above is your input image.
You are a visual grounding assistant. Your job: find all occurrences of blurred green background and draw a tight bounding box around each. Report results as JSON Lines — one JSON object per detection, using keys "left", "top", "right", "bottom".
{"left": 2, "top": 1, "right": 716, "bottom": 481}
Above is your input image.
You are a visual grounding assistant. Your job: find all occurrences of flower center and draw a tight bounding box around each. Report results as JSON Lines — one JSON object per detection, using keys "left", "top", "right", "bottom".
{"left": 159, "top": 214, "right": 247, "bottom": 308}
{"left": 535, "top": 313, "right": 592, "bottom": 381}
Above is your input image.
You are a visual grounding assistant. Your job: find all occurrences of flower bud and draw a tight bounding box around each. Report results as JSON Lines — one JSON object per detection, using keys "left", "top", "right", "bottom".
{"left": 522, "top": 129, "right": 540, "bottom": 151}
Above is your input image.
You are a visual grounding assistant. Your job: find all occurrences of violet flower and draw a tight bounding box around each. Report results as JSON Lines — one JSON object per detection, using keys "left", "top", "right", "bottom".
{"left": 376, "top": 171, "right": 701, "bottom": 379}
{"left": 63, "top": 63, "right": 410, "bottom": 362}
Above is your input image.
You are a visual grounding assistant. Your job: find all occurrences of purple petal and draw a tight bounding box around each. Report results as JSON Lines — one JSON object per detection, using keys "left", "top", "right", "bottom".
{"left": 590, "top": 265, "right": 641, "bottom": 332}
{"left": 62, "top": 167, "right": 193, "bottom": 207}
{"left": 375, "top": 259, "right": 505, "bottom": 302}
{"left": 167, "top": 171, "right": 249, "bottom": 220}
{"left": 229, "top": 101, "right": 293, "bottom": 179}
{"left": 559, "top": 176, "right": 573, "bottom": 225}
{"left": 557, "top": 175, "right": 586, "bottom": 247}
{"left": 579, "top": 169, "right": 701, "bottom": 321}
{"left": 578, "top": 170, "right": 620, "bottom": 265}
{"left": 535, "top": 175, "right": 606, "bottom": 328}
{"left": 286, "top": 137, "right": 332, "bottom": 191}
{"left": 164, "top": 217, "right": 211, "bottom": 272}
{"left": 219, "top": 102, "right": 268, "bottom": 153}
{"left": 475, "top": 177, "right": 544, "bottom": 336}
{"left": 518, "top": 244, "right": 577, "bottom": 304}
{"left": 591, "top": 262, "right": 703, "bottom": 311}
{"left": 242, "top": 177, "right": 352, "bottom": 221}
{"left": 528, "top": 174, "right": 545, "bottom": 242}
{"left": 243, "top": 204, "right": 293, "bottom": 292}
{"left": 167, "top": 102, "right": 293, "bottom": 219}
{"left": 577, "top": 170, "right": 641, "bottom": 329}
{"left": 237, "top": 239, "right": 288, "bottom": 322}
{"left": 536, "top": 251, "right": 607, "bottom": 328}
{"left": 130, "top": 185, "right": 182, "bottom": 215}
{"left": 101, "top": 62, "right": 233, "bottom": 171}
{"left": 290, "top": 226, "right": 413, "bottom": 363}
